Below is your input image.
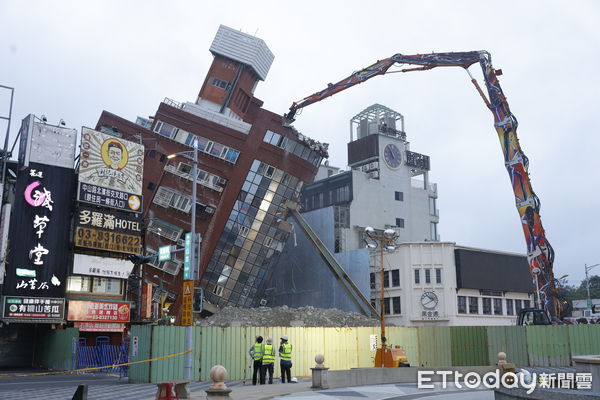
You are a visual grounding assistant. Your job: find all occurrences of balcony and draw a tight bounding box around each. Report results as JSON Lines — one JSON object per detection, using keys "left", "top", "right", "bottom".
{"left": 163, "top": 97, "right": 251, "bottom": 135}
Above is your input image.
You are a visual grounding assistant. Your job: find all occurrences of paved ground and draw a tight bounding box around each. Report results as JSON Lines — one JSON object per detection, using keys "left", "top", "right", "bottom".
{"left": 0, "top": 371, "right": 494, "bottom": 400}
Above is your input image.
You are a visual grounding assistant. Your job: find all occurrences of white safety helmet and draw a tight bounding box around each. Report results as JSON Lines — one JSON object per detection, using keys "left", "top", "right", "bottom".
{"left": 281, "top": 335, "right": 288, "bottom": 341}
{"left": 291, "top": 377, "right": 298, "bottom": 383}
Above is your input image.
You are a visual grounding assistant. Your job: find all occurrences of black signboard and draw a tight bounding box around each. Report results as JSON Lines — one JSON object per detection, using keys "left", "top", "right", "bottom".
{"left": 77, "top": 182, "right": 142, "bottom": 213}
{"left": 2, "top": 296, "right": 65, "bottom": 320}
{"left": 74, "top": 205, "right": 142, "bottom": 254}
{"left": 4, "top": 163, "right": 75, "bottom": 297}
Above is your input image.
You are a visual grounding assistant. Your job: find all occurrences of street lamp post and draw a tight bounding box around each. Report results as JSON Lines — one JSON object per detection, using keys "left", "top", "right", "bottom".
{"left": 167, "top": 139, "right": 199, "bottom": 381}
{"left": 364, "top": 227, "right": 398, "bottom": 368}
{"left": 585, "top": 263, "right": 600, "bottom": 311}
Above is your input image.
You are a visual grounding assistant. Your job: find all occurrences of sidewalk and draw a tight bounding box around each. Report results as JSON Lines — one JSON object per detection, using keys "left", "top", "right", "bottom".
{"left": 188, "top": 380, "right": 314, "bottom": 400}
{"left": 184, "top": 380, "right": 492, "bottom": 400}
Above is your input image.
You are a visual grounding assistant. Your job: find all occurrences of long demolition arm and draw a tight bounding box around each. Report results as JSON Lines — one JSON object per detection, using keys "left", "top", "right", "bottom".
{"left": 285, "top": 51, "right": 557, "bottom": 317}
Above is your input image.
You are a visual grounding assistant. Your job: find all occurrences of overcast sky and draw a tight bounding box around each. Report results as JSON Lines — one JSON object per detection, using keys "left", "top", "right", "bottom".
{"left": 1, "top": 1, "right": 599, "bottom": 285}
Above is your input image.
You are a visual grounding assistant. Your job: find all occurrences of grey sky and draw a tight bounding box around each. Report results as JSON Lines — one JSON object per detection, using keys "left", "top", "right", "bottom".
{"left": 1, "top": 1, "right": 599, "bottom": 285}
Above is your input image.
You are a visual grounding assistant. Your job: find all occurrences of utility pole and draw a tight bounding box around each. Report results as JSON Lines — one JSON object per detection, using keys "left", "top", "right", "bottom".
{"left": 167, "top": 140, "right": 200, "bottom": 380}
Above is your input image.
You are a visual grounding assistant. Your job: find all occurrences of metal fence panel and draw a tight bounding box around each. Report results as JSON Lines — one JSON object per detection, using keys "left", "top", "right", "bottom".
{"left": 568, "top": 325, "right": 600, "bottom": 358}
{"left": 526, "top": 325, "right": 571, "bottom": 366}
{"left": 35, "top": 327, "right": 79, "bottom": 371}
{"left": 486, "top": 326, "right": 528, "bottom": 366}
{"left": 417, "top": 327, "right": 451, "bottom": 367}
{"left": 450, "top": 326, "right": 489, "bottom": 366}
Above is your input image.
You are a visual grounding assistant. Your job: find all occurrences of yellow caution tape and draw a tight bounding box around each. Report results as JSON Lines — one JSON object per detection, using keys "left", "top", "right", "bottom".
{"left": 0, "top": 349, "right": 193, "bottom": 379}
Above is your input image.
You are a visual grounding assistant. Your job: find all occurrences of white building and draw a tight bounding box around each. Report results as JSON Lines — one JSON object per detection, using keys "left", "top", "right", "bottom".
{"left": 369, "top": 242, "right": 534, "bottom": 326}
{"left": 301, "top": 104, "right": 439, "bottom": 251}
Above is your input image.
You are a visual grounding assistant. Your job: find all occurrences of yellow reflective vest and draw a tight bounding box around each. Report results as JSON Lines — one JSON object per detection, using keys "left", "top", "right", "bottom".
{"left": 280, "top": 343, "right": 292, "bottom": 361}
{"left": 252, "top": 343, "right": 264, "bottom": 361}
{"left": 262, "top": 344, "right": 275, "bottom": 364}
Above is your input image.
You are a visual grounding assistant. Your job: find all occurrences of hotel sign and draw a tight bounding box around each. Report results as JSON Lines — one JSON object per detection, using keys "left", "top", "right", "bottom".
{"left": 74, "top": 205, "right": 142, "bottom": 254}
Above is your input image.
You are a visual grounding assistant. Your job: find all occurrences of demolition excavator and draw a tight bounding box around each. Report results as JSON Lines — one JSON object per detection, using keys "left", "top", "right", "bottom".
{"left": 283, "top": 51, "right": 558, "bottom": 322}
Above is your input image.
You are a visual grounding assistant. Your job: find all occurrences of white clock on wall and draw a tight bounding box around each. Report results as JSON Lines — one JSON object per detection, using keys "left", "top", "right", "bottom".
{"left": 383, "top": 143, "right": 402, "bottom": 169}
{"left": 420, "top": 291, "right": 439, "bottom": 309}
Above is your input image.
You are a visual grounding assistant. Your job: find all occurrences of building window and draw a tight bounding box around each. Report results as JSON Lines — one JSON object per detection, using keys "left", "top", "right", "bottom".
{"left": 435, "top": 268, "right": 442, "bottom": 284}
{"left": 146, "top": 249, "right": 182, "bottom": 275}
{"left": 153, "top": 121, "right": 179, "bottom": 138}
{"left": 429, "top": 197, "right": 437, "bottom": 215}
{"left": 383, "top": 297, "right": 391, "bottom": 315}
{"left": 67, "top": 276, "right": 92, "bottom": 292}
{"left": 383, "top": 271, "right": 390, "bottom": 288}
{"left": 147, "top": 218, "right": 183, "bottom": 242}
{"left": 493, "top": 298, "right": 503, "bottom": 315}
{"left": 515, "top": 299, "right": 522, "bottom": 315}
{"left": 523, "top": 299, "right": 531, "bottom": 308}
{"left": 370, "top": 273, "right": 376, "bottom": 289}
{"left": 430, "top": 222, "right": 438, "bottom": 241}
{"left": 469, "top": 297, "right": 479, "bottom": 314}
{"left": 482, "top": 297, "right": 492, "bottom": 315}
{"left": 211, "top": 77, "right": 228, "bottom": 89}
{"left": 457, "top": 296, "right": 467, "bottom": 314}
{"left": 425, "top": 269, "right": 431, "bottom": 284}
{"left": 392, "top": 297, "right": 401, "bottom": 314}
{"left": 395, "top": 191, "right": 403, "bottom": 201}
{"left": 92, "top": 278, "right": 123, "bottom": 295}
{"left": 395, "top": 218, "right": 405, "bottom": 228}
{"left": 414, "top": 269, "right": 420, "bottom": 284}
{"left": 506, "top": 299, "right": 514, "bottom": 315}
{"left": 391, "top": 270, "right": 400, "bottom": 287}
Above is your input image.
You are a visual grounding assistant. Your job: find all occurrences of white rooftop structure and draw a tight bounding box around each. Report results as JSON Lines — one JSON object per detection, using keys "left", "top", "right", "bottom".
{"left": 210, "top": 25, "right": 274, "bottom": 81}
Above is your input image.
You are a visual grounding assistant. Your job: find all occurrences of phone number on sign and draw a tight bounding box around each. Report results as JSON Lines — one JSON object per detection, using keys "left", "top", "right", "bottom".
{"left": 75, "top": 227, "right": 141, "bottom": 253}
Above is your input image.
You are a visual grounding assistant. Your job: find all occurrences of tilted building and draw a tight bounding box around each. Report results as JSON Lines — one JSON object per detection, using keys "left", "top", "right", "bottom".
{"left": 96, "top": 25, "right": 327, "bottom": 317}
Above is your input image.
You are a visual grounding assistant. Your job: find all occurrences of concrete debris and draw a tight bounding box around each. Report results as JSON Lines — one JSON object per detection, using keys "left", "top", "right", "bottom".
{"left": 198, "top": 305, "right": 379, "bottom": 327}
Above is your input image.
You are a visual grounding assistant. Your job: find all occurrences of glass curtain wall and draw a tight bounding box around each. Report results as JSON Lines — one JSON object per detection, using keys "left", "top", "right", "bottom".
{"left": 202, "top": 160, "right": 303, "bottom": 307}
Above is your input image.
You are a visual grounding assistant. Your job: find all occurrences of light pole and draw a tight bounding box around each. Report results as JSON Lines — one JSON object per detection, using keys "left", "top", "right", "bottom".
{"left": 585, "top": 263, "right": 600, "bottom": 311}
{"left": 364, "top": 226, "right": 398, "bottom": 368}
{"left": 167, "top": 139, "right": 199, "bottom": 381}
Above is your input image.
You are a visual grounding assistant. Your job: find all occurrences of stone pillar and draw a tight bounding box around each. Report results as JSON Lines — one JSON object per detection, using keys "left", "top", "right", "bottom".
{"left": 205, "top": 365, "right": 232, "bottom": 399}
{"left": 311, "top": 354, "right": 329, "bottom": 390}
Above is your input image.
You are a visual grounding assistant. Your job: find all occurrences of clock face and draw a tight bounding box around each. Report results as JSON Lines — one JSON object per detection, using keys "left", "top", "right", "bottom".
{"left": 421, "top": 291, "right": 439, "bottom": 309}
{"left": 383, "top": 143, "right": 402, "bottom": 169}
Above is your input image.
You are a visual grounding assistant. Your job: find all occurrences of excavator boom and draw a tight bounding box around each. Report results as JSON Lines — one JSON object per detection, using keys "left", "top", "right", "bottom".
{"left": 285, "top": 51, "right": 557, "bottom": 317}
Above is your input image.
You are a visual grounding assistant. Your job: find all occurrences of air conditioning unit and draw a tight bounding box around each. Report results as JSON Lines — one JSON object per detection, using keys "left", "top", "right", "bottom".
{"left": 213, "top": 285, "right": 224, "bottom": 297}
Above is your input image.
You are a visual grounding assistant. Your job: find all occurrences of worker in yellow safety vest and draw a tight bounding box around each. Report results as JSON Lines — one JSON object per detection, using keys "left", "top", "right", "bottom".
{"left": 260, "top": 337, "right": 276, "bottom": 384}
{"left": 279, "top": 335, "right": 293, "bottom": 383}
{"left": 248, "top": 335, "right": 264, "bottom": 385}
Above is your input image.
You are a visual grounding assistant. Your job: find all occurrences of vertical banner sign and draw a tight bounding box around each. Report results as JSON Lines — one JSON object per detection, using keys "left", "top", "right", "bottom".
{"left": 181, "top": 281, "right": 193, "bottom": 326}
{"left": 78, "top": 127, "right": 144, "bottom": 213}
{"left": 4, "top": 163, "right": 75, "bottom": 297}
{"left": 183, "top": 233, "right": 192, "bottom": 279}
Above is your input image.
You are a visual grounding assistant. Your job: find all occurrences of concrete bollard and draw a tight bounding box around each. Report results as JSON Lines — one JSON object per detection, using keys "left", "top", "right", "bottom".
{"left": 497, "top": 351, "right": 516, "bottom": 385}
{"left": 311, "top": 354, "right": 329, "bottom": 390}
{"left": 205, "top": 365, "right": 232, "bottom": 399}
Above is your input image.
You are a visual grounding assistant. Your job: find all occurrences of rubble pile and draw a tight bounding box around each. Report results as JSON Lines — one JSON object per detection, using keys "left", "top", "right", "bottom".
{"left": 198, "top": 305, "right": 379, "bottom": 327}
